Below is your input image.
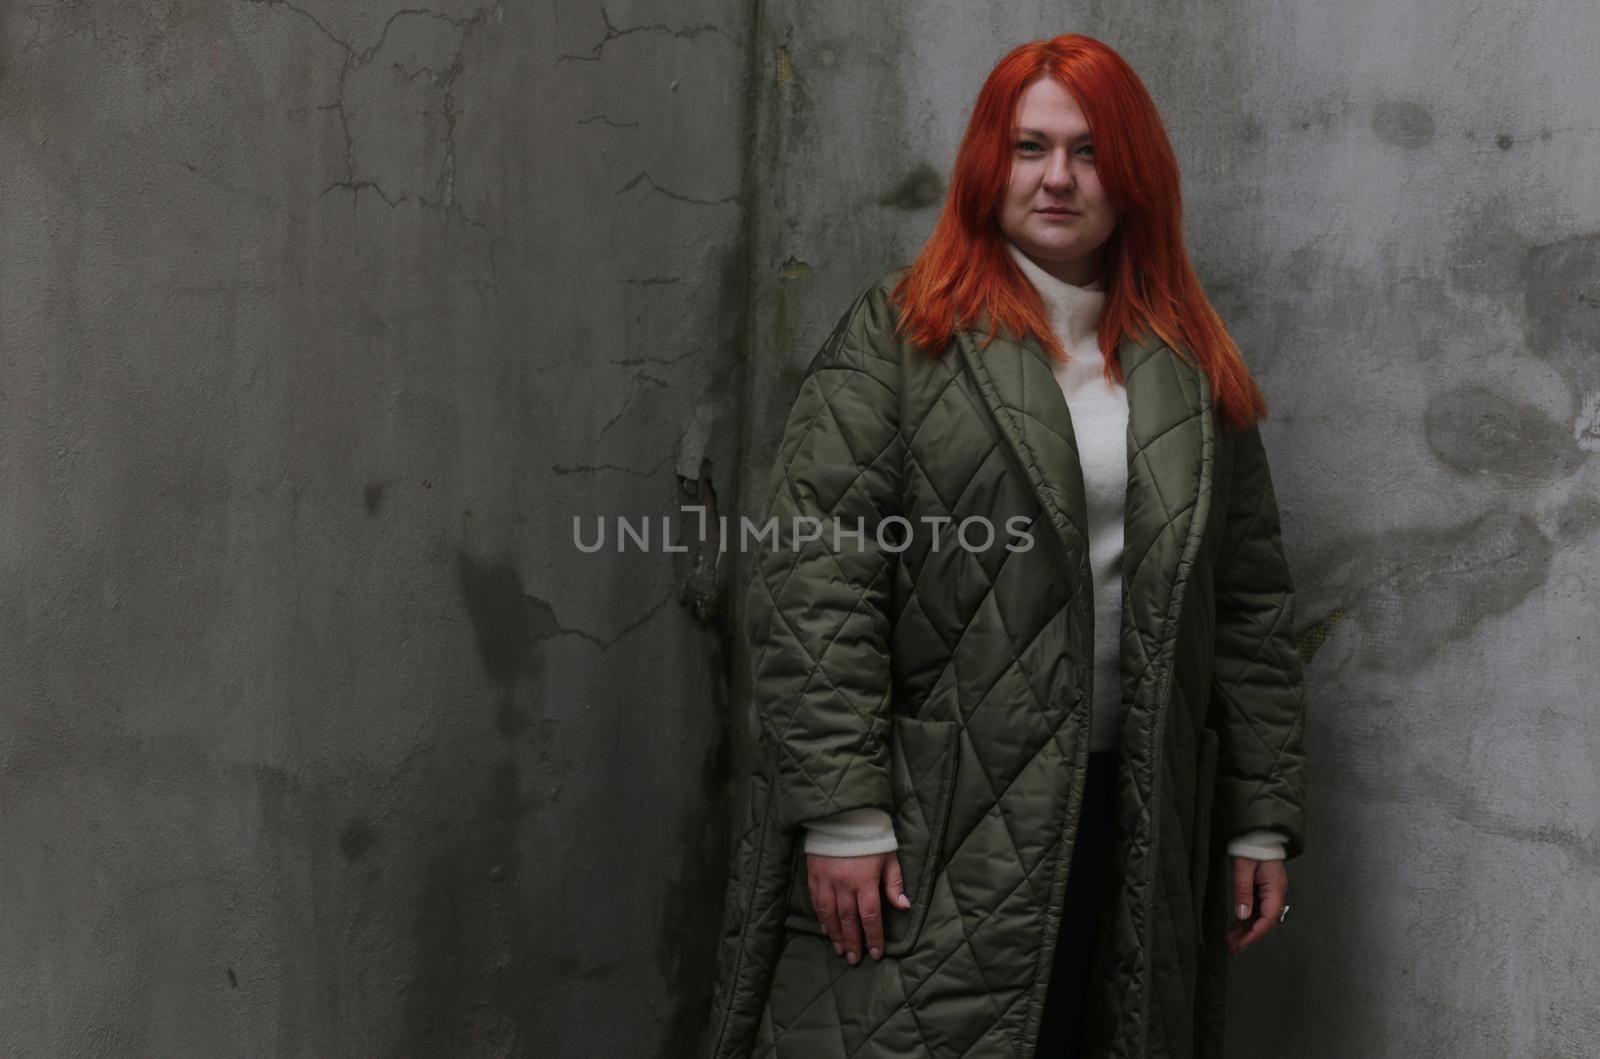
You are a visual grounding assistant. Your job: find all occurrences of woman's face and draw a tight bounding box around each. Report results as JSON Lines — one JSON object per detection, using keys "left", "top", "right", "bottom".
{"left": 997, "top": 77, "right": 1118, "bottom": 286}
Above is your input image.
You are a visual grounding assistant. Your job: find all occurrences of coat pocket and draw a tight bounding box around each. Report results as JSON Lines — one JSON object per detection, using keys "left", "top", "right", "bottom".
{"left": 783, "top": 712, "right": 961, "bottom": 957}
{"left": 1190, "top": 726, "right": 1220, "bottom": 931}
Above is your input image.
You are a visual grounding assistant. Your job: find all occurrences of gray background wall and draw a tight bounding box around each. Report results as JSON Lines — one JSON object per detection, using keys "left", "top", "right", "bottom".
{"left": 0, "top": 1, "right": 1594, "bottom": 1056}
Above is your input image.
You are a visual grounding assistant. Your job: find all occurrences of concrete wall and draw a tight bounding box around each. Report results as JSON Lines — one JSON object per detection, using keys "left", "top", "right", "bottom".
{"left": 1, "top": 1, "right": 748, "bottom": 1054}
{"left": 2, "top": 1, "right": 1596, "bottom": 1056}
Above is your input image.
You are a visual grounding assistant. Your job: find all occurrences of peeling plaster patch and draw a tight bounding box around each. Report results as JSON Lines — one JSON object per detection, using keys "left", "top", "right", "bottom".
{"left": 676, "top": 401, "right": 717, "bottom": 480}
{"left": 878, "top": 162, "right": 944, "bottom": 210}
{"left": 776, "top": 43, "right": 794, "bottom": 86}
{"left": 1577, "top": 391, "right": 1600, "bottom": 452}
{"left": 779, "top": 256, "right": 810, "bottom": 279}
{"left": 1319, "top": 509, "right": 1554, "bottom": 670}
{"left": 1423, "top": 385, "right": 1586, "bottom": 479}
{"left": 673, "top": 473, "right": 723, "bottom": 625}
{"left": 1371, "top": 98, "right": 1435, "bottom": 148}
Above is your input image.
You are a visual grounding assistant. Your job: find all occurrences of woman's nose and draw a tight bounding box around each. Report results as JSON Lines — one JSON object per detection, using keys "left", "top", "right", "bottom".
{"left": 1042, "top": 150, "right": 1074, "bottom": 191}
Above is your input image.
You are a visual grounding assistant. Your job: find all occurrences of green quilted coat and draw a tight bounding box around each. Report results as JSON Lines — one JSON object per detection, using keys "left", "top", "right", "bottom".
{"left": 708, "top": 269, "right": 1308, "bottom": 1058}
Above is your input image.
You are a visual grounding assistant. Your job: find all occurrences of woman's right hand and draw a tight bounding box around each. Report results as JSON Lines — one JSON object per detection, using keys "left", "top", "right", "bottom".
{"left": 807, "top": 851, "right": 913, "bottom": 964}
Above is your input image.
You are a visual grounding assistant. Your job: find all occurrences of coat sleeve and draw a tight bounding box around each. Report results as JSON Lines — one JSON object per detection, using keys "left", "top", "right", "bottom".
{"left": 745, "top": 281, "right": 905, "bottom": 833}
{"left": 1208, "top": 421, "right": 1309, "bottom": 859}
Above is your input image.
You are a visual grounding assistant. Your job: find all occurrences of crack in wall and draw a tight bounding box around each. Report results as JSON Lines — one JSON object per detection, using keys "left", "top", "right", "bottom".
{"left": 614, "top": 170, "right": 739, "bottom": 208}
{"left": 550, "top": 454, "right": 676, "bottom": 479}
{"left": 237, "top": 0, "right": 507, "bottom": 286}
{"left": 578, "top": 113, "right": 642, "bottom": 129}
{"left": 556, "top": 4, "right": 724, "bottom": 64}
{"left": 523, "top": 592, "right": 670, "bottom": 652}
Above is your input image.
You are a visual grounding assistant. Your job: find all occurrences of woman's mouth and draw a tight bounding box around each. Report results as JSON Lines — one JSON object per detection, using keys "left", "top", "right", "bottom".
{"left": 1037, "top": 207, "right": 1080, "bottom": 217}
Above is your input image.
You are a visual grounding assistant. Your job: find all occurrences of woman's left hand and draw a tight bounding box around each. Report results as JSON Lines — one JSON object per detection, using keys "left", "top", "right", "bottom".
{"left": 1225, "top": 856, "right": 1288, "bottom": 955}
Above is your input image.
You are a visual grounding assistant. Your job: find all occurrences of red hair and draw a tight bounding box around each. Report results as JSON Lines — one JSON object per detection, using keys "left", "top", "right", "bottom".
{"left": 889, "top": 34, "right": 1267, "bottom": 433}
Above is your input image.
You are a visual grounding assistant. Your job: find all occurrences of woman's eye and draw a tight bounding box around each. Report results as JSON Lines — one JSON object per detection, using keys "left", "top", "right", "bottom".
{"left": 1018, "top": 140, "right": 1043, "bottom": 153}
{"left": 1078, "top": 144, "right": 1095, "bottom": 158}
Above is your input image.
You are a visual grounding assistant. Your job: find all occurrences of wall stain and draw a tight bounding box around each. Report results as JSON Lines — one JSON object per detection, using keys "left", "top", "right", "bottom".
{"left": 1550, "top": 493, "right": 1600, "bottom": 545}
{"left": 454, "top": 552, "right": 546, "bottom": 737}
{"left": 1522, "top": 230, "right": 1600, "bottom": 396}
{"left": 654, "top": 570, "right": 736, "bottom": 1059}
{"left": 1314, "top": 509, "right": 1553, "bottom": 670}
{"left": 339, "top": 820, "right": 376, "bottom": 861}
{"left": 1423, "top": 385, "right": 1586, "bottom": 479}
{"left": 364, "top": 482, "right": 386, "bottom": 515}
{"left": 878, "top": 162, "right": 944, "bottom": 210}
{"left": 400, "top": 757, "right": 537, "bottom": 1054}
{"left": 1371, "top": 99, "right": 1435, "bottom": 148}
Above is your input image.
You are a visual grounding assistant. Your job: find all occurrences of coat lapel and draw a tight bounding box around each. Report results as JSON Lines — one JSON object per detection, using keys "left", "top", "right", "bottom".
{"left": 955, "top": 321, "right": 1215, "bottom": 687}
{"left": 1116, "top": 331, "right": 1214, "bottom": 683}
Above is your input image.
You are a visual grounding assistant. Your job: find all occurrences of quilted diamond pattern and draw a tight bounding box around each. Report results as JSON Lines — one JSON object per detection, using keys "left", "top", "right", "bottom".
{"left": 708, "top": 274, "right": 1307, "bottom": 1059}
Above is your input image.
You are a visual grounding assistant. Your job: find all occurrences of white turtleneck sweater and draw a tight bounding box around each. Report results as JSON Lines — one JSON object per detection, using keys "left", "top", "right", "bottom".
{"left": 800, "top": 243, "right": 1286, "bottom": 863}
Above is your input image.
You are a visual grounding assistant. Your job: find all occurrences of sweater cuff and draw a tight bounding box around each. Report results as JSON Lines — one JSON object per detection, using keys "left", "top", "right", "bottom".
{"left": 1226, "top": 828, "right": 1288, "bottom": 861}
{"left": 801, "top": 807, "right": 898, "bottom": 858}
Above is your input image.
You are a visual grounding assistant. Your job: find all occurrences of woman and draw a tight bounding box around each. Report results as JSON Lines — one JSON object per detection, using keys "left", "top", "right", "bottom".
{"left": 708, "top": 33, "right": 1307, "bottom": 1059}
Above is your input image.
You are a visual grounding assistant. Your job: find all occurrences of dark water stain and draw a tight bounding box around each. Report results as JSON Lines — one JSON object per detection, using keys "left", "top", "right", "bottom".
{"left": 1521, "top": 230, "right": 1600, "bottom": 397}
{"left": 653, "top": 603, "right": 736, "bottom": 1059}
{"left": 227, "top": 967, "right": 239, "bottom": 988}
{"left": 1496, "top": 133, "right": 1514, "bottom": 151}
{"left": 1423, "top": 384, "right": 1585, "bottom": 479}
{"left": 364, "top": 482, "right": 386, "bottom": 515}
{"left": 1371, "top": 99, "right": 1435, "bottom": 148}
{"left": 1550, "top": 493, "right": 1600, "bottom": 544}
{"left": 1443, "top": 212, "right": 1533, "bottom": 296}
{"left": 339, "top": 820, "right": 377, "bottom": 861}
{"left": 400, "top": 756, "right": 537, "bottom": 1054}
{"left": 456, "top": 552, "right": 558, "bottom": 736}
{"left": 1422, "top": 759, "right": 1600, "bottom": 871}
{"left": 878, "top": 162, "right": 944, "bottom": 211}
{"left": 456, "top": 553, "right": 538, "bottom": 687}
{"left": 1315, "top": 508, "right": 1554, "bottom": 671}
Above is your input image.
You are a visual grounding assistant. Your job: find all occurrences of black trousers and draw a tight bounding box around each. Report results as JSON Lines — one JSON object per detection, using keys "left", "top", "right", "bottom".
{"left": 1033, "top": 750, "right": 1118, "bottom": 1058}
